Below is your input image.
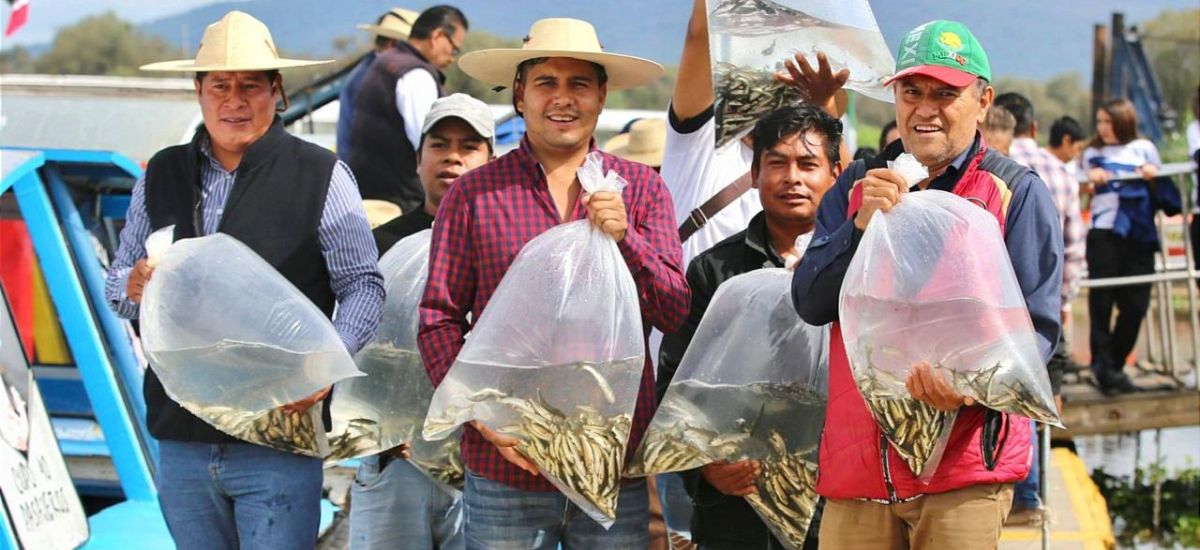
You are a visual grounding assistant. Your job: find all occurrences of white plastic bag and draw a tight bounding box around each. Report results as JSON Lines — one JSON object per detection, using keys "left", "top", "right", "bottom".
{"left": 839, "top": 190, "right": 1061, "bottom": 480}
{"left": 423, "top": 153, "right": 645, "bottom": 528}
{"left": 708, "top": 0, "right": 896, "bottom": 146}
{"left": 328, "top": 230, "right": 464, "bottom": 491}
{"left": 141, "top": 228, "right": 362, "bottom": 457}
{"left": 627, "top": 269, "right": 827, "bottom": 549}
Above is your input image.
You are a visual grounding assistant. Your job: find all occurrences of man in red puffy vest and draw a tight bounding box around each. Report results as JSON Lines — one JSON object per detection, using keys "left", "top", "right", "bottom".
{"left": 791, "top": 20, "right": 1064, "bottom": 549}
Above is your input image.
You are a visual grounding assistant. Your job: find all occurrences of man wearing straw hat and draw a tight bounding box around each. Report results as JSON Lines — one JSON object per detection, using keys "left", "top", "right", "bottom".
{"left": 105, "top": 11, "right": 384, "bottom": 549}
{"left": 605, "top": 118, "right": 667, "bottom": 171}
{"left": 349, "top": 5, "right": 468, "bottom": 213}
{"left": 337, "top": 7, "right": 420, "bottom": 162}
{"left": 418, "top": 17, "right": 689, "bottom": 547}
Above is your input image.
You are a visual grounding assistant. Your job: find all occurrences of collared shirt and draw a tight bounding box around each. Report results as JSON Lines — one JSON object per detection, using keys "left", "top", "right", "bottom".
{"left": 793, "top": 134, "right": 1063, "bottom": 364}
{"left": 1009, "top": 137, "right": 1086, "bottom": 308}
{"left": 419, "top": 137, "right": 689, "bottom": 492}
{"left": 104, "top": 138, "right": 385, "bottom": 355}
{"left": 336, "top": 51, "right": 376, "bottom": 161}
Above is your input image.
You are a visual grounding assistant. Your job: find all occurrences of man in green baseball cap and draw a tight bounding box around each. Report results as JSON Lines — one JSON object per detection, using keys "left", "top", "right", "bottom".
{"left": 791, "top": 20, "right": 1064, "bottom": 549}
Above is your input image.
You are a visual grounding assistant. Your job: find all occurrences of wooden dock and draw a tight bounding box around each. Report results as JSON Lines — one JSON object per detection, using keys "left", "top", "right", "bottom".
{"left": 1053, "top": 365, "right": 1199, "bottom": 439}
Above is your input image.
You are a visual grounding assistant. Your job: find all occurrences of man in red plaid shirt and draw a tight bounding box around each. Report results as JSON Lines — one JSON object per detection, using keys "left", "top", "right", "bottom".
{"left": 418, "top": 18, "right": 689, "bottom": 547}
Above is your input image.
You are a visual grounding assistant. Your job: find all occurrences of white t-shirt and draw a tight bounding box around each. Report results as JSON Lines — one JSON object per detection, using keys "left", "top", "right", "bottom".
{"left": 1082, "top": 138, "right": 1162, "bottom": 230}
{"left": 659, "top": 106, "right": 760, "bottom": 265}
{"left": 395, "top": 69, "right": 439, "bottom": 153}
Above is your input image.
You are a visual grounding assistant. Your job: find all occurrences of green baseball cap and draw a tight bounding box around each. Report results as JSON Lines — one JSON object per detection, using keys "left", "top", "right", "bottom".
{"left": 885, "top": 20, "right": 991, "bottom": 88}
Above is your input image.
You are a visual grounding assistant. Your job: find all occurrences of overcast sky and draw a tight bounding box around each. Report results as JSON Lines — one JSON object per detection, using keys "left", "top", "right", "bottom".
{"left": 1, "top": 0, "right": 228, "bottom": 46}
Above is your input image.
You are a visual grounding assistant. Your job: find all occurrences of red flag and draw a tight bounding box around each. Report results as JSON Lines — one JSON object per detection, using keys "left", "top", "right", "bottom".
{"left": 4, "top": 0, "right": 29, "bottom": 38}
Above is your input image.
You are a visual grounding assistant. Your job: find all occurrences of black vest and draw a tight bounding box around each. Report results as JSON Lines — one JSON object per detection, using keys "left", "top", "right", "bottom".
{"left": 347, "top": 41, "right": 445, "bottom": 212}
{"left": 142, "top": 118, "right": 337, "bottom": 443}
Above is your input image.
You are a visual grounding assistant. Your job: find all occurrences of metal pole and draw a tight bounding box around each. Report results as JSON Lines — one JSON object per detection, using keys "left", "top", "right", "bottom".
{"left": 1152, "top": 429, "right": 1163, "bottom": 539}
{"left": 1155, "top": 212, "right": 1178, "bottom": 375}
{"left": 1093, "top": 23, "right": 1108, "bottom": 119}
{"left": 1080, "top": 270, "right": 1200, "bottom": 288}
{"left": 1040, "top": 423, "right": 1050, "bottom": 550}
{"left": 1144, "top": 280, "right": 1163, "bottom": 372}
{"left": 1174, "top": 171, "right": 1200, "bottom": 379}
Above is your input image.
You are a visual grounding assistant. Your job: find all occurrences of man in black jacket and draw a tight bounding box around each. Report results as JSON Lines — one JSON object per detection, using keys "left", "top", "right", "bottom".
{"left": 108, "top": 12, "right": 384, "bottom": 549}
{"left": 658, "top": 105, "right": 842, "bottom": 550}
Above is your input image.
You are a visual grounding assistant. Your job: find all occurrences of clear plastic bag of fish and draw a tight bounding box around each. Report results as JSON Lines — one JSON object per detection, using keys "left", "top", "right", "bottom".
{"left": 327, "top": 230, "right": 464, "bottom": 491}
{"left": 708, "top": 0, "right": 895, "bottom": 147}
{"left": 140, "top": 228, "right": 362, "bottom": 457}
{"left": 839, "top": 190, "right": 1062, "bottom": 480}
{"left": 423, "top": 152, "right": 645, "bottom": 528}
{"left": 627, "top": 269, "right": 827, "bottom": 549}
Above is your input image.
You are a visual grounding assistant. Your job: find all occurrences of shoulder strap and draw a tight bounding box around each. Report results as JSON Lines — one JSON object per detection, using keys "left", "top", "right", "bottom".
{"left": 678, "top": 170, "right": 755, "bottom": 243}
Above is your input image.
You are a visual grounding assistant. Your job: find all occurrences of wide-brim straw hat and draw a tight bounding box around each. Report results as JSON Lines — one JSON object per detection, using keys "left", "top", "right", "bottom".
{"left": 604, "top": 118, "right": 666, "bottom": 167}
{"left": 357, "top": 8, "right": 419, "bottom": 42}
{"left": 141, "top": 11, "right": 332, "bottom": 72}
{"left": 457, "top": 18, "right": 664, "bottom": 91}
{"left": 362, "top": 200, "right": 403, "bottom": 228}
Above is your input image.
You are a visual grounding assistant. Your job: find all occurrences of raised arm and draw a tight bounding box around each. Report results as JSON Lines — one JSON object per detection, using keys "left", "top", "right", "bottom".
{"left": 671, "top": 0, "right": 714, "bottom": 120}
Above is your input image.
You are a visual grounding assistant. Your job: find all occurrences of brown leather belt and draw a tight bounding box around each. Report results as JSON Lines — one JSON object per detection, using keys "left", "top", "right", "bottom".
{"left": 677, "top": 171, "right": 754, "bottom": 243}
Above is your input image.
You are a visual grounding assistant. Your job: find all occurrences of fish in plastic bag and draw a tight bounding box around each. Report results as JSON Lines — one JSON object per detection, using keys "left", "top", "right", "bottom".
{"left": 839, "top": 190, "right": 1063, "bottom": 480}
{"left": 140, "top": 228, "right": 363, "bottom": 457}
{"left": 627, "top": 269, "right": 827, "bottom": 548}
{"left": 423, "top": 153, "right": 645, "bottom": 528}
{"left": 708, "top": 0, "right": 896, "bottom": 146}
{"left": 327, "top": 230, "right": 464, "bottom": 491}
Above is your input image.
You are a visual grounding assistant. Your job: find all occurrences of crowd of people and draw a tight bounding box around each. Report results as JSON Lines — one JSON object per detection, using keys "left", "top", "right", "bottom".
{"left": 102, "top": 1, "right": 1191, "bottom": 549}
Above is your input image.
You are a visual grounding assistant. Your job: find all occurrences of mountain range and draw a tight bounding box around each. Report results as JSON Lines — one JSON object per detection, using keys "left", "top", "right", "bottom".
{"left": 21, "top": 0, "right": 1200, "bottom": 81}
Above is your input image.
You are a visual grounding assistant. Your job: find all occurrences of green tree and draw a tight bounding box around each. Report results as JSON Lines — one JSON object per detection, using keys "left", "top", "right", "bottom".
{"left": 0, "top": 45, "right": 34, "bottom": 73}
{"left": 1141, "top": 8, "right": 1200, "bottom": 124}
{"left": 33, "top": 12, "right": 176, "bottom": 76}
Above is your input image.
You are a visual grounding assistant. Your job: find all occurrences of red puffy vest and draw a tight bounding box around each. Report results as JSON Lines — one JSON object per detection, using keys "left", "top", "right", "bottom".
{"left": 816, "top": 144, "right": 1034, "bottom": 501}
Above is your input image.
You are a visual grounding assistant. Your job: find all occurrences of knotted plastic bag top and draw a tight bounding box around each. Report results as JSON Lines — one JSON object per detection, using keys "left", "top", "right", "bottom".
{"left": 423, "top": 152, "right": 646, "bottom": 527}
{"left": 839, "top": 190, "right": 1060, "bottom": 479}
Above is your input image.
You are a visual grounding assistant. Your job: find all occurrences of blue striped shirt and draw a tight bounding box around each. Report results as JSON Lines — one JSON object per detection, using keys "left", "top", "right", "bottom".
{"left": 104, "top": 140, "right": 385, "bottom": 354}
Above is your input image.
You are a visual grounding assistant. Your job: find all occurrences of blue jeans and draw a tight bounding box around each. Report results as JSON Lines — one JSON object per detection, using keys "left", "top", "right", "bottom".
{"left": 155, "top": 440, "right": 323, "bottom": 550}
{"left": 463, "top": 470, "right": 648, "bottom": 549}
{"left": 655, "top": 473, "right": 693, "bottom": 534}
{"left": 1012, "top": 419, "right": 1040, "bottom": 509}
{"left": 349, "top": 455, "right": 464, "bottom": 549}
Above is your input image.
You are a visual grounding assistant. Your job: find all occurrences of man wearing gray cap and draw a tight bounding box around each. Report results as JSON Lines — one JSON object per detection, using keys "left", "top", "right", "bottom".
{"left": 373, "top": 93, "right": 496, "bottom": 253}
{"left": 350, "top": 93, "right": 495, "bottom": 550}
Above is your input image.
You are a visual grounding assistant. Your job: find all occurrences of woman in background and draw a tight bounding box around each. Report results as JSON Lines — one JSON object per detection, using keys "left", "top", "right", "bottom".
{"left": 1083, "top": 98, "right": 1162, "bottom": 395}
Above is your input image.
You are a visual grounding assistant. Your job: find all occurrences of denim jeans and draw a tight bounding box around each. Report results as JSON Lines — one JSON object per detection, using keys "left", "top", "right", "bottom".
{"left": 155, "top": 440, "right": 323, "bottom": 550}
{"left": 1012, "top": 419, "right": 1041, "bottom": 509}
{"left": 349, "top": 455, "right": 464, "bottom": 550}
{"left": 462, "top": 470, "right": 649, "bottom": 549}
{"left": 654, "top": 473, "right": 693, "bottom": 535}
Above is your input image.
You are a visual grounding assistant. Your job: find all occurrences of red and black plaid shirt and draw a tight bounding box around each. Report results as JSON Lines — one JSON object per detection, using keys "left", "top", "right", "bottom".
{"left": 419, "top": 137, "right": 689, "bottom": 492}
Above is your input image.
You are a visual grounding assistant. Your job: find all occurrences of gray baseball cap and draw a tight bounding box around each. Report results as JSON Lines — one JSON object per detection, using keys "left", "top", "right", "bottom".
{"left": 421, "top": 93, "right": 496, "bottom": 149}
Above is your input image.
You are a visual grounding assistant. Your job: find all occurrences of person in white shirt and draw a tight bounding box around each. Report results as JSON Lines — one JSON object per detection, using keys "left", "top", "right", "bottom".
{"left": 662, "top": 0, "right": 850, "bottom": 265}
{"left": 1082, "top": 98, "right": 1163, "bottom": 395}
